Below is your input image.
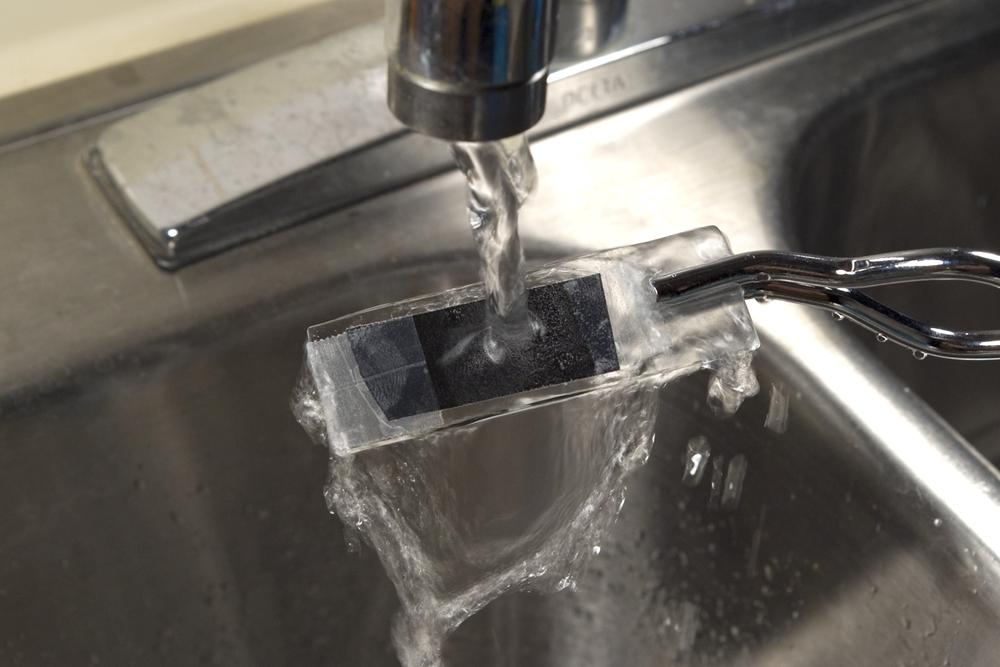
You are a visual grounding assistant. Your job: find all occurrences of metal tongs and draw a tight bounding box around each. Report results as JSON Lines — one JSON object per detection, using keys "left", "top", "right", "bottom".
{"left": 654, "top": 248, "right": 1000, "bottom": 360}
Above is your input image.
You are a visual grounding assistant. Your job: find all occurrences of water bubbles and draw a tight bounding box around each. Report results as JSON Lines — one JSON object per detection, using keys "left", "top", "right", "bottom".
{"left": 913, "top": 350, "right": 928, "bottom": 360}
{"left": 876, "top": 334, "right": 889, "bottom": 343}
{"left": 933, "top": 518, "right": 943, "bottom": 528}
{"left": 482, "top": 332, "right": 507, "bottom": 364}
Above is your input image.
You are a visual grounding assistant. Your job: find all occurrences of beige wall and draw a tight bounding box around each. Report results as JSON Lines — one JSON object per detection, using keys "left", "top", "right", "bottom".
{"left": 0, "top": 0, "right": 330, "bottom": 98}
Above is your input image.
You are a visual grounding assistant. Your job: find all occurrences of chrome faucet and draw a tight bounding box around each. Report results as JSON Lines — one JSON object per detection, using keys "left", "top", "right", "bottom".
{"left": 386, "top": 0, "right": 555, "bottom": 141}
{"left": 90, "top": 0, "right": 867, "bottom": 268}
{"left": 385, "top": 0, "right": 628, "bottom": 141}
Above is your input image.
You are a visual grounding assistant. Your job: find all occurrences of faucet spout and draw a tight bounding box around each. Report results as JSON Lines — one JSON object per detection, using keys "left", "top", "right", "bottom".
{"left": 386, "top": 0, "right": 554, "bottom": 141}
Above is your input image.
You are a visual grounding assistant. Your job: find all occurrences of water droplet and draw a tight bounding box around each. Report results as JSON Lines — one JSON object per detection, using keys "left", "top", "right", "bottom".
{"left": 876, "top": 334, "right": 888, "bottom": 343}
{"left": 706, "top": 351, "right": 759, "bottom": 417}
{"left": 763, "top": 383, "right": 789, "bottom": 434}
{"left": 682, "top": 436, "right": 711, "bottom": 487}
{"left": 708, "top": 456, "right": 727, "bottom": 510}
{"left": 721, "top": 455, "right": 748, "bottom": 512}
{"left": 831, "top": 312, "right": 845, "bottom": 321}
{"left": 913, "top": 350, "right": 927, "bottom": 360}
{"left": 933, "top": 518, "right": 942, "bottom": 528}
{"left": 592, "top": 545, "right": 601, "bottom": 556}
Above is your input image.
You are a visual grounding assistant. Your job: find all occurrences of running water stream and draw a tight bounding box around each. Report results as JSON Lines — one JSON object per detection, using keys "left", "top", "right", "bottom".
{"left": 321, "top": 378, "right": 663, "bottom": 666}
{"left": 292, "top": 136, "right": 759, "bottom": 666}
{"left": 450, "top": 135, "right": 537, "bottom": 350}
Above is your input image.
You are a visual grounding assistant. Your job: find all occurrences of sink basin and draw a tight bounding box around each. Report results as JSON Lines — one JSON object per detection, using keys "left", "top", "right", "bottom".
{"left": 2, "top": 1, "right": 1000, "bottom": 665}
{"left": 441, "top": 349, "right": 999, "bottom": 666}
{"left": 793, "top": 47, "right": 1000, "bottom": 462}
{"left": 5, "top": 287, "right": 996, "bottom": 666}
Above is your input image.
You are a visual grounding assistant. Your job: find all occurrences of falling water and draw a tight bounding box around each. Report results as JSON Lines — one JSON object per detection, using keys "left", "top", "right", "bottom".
{"left": 312, "top": 378, "right": 664, "bottom": 667}
{"left": 292, "top": 136, "right": 761, "bottom": 666}
{"left": 450, "top": 135, "right": 537, "bottom": 352}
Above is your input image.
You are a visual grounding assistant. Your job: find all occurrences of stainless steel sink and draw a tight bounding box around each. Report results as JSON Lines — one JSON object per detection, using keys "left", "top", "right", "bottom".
{"left": 2, "top": 1, "right": 1000, "bottom": 665}
{"left": 793, "top": 48, "right": 1000, "bottom": 462}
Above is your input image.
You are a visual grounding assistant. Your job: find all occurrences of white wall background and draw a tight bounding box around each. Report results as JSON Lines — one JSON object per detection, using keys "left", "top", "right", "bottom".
{"left": 0, "top": 0, "right": 329, "bottom": 98}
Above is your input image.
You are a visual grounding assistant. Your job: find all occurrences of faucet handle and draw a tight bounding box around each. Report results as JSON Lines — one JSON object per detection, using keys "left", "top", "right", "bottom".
{"left": 89, "top": 0, "right": 882, "bottom": 269}
{"left": 90, "top": 23, "right": 448, "bottom": 269}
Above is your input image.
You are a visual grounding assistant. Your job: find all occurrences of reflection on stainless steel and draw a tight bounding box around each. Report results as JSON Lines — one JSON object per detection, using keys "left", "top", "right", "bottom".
{"left": 88, "top": 22, "right": 425, "bottom": 269}
{"left": 793, "top": 36, "right": 1000, "bottom": 459}
{"left": 656, "top": 248, "right": 1000, "bottom": 358}
{"left": 90, "top": 0, "right": 909, "bottom": 268}
{"left": 4, "top": 0, "right": 1000, "bottom": 664}
{"left": 553, "top": 0, "right": 628, "bottom": 60}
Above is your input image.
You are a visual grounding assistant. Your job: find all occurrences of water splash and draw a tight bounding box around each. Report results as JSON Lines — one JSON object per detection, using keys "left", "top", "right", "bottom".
{"left": 291, "top": 135, "right": 763, "bottom": 664}
{"left": 321, "top": 377, "right": 665, "bottom": 666}
{"left": 707, "top": 351, "right": 760, "bottom": 417}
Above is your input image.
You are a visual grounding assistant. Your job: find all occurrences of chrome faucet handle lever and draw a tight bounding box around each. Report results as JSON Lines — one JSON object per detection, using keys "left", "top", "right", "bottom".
{"left": 654, "top": 249, "right": 1000, "bottom": 360}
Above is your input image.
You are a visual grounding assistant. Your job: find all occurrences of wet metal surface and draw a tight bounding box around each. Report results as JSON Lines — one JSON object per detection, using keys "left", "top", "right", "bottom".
{"left": 2, "top": 0, "right": 1000, "bottom": 664}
